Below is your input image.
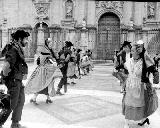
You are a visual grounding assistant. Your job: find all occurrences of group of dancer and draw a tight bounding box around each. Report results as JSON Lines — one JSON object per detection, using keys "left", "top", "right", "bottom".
{"left": 113, "top": 40, "right": 159, "bottom": 127}
{"left": 24, "top": 38, "right": 94, "bottom": 105}
{"left": 0, "top": 29, "right": 94, "bottom": 128}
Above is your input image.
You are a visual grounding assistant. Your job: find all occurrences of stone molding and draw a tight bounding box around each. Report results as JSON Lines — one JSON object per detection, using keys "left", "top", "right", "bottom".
{"left": 19, "top": 24, "right": 32, "bottom": 29}
{"left": 61, "top": 19, "right": 77, "bottom": 28}
{"left": 96, "top": 1, "right": 123, "bottom": 26}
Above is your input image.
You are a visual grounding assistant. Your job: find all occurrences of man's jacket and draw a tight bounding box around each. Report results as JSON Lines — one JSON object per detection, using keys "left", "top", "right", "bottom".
{"left": 2, "top": 43, "right": 28, "bottom": 81}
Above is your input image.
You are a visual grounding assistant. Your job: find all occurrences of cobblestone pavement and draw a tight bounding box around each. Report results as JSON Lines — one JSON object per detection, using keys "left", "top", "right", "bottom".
{"left": 0, "top": 62, "right": 160, "bottom": 128}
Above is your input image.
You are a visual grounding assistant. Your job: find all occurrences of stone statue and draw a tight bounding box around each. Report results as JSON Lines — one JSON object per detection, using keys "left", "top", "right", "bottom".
{"left": 66, "top": 0, "right": 73, "bottom": 18}
{"left": 148, "top": 3, "right": 155, "bottom": 18}
{"left": 82, "top": 18, "right": 86, "bottom": 29}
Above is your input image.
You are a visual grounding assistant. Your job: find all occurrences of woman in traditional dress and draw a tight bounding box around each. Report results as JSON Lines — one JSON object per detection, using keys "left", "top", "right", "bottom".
{"left": 25, "top": 38, "right": 60, "bottom": 105}
{"left": 80, "top": 51, "right": 90, "bottom": 75}
{"left": 123, "top": 41, "right": 158, "bottom": 128}
{"left": 67, "top": 47, "right": 78, "bottom": 85}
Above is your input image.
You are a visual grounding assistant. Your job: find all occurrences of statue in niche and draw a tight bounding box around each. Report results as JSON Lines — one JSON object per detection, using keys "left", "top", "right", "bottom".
{"left": 65, "top": 0, "right": 73, "bottom": 19}
{"left": 148, "top": 3, "right": 155, "bottom": 19}
{"left": 82, "top": 18, "right": 86, "bottom": 29}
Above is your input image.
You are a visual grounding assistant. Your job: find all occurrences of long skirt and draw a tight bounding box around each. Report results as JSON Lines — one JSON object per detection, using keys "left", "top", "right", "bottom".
{"left": 25, "top": 64, "right": 62, "bottom": 97}
{"left": 67, "top": 62, "right": 76, "bottom": 78}
{"left": 122, "top": 84, "right": 158, "bottom": 121}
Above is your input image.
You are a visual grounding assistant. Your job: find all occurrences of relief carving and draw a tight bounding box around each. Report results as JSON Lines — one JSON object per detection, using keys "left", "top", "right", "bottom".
{"left": 65, "top": 0, "right": 73, "bottom": 19}
{"left": 33, "top": 0, "right": 51, "bottom": 19}
{"left": 96, "top": 1, "right": 123, "bottom": 10}
{"left": 147, "top": 2, "right": 156, "bottom": 19}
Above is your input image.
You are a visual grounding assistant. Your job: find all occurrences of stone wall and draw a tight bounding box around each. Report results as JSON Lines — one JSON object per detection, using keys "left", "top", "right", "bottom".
{"left": 0, "top": 0, "right": 160, "bottom": 59}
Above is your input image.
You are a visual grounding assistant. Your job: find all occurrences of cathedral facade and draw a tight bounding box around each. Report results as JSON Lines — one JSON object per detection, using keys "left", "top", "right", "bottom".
{"left": 0, "top": 0, "right": 160, "bottom": 59}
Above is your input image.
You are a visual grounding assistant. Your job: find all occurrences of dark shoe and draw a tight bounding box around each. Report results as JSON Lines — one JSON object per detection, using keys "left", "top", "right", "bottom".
{"left": 46, "top": 99, "right": 52, "bottom": 104}
{"left": 56, "top": 91, "right": 64, "bottom": 95}
{"left": 73, "top": 74, "right": 78, "bottom": 79}
{"left": 71, "top": 82, "right": 76, "bottom": 85}
{"left": 30, "top": 99, "right": 38, "bottom": 105}
{"left": 11, "top": 123, "right": 26, "bottom": 128}
{"left": 138, "top": 118, "right": 150, "bottom": 126}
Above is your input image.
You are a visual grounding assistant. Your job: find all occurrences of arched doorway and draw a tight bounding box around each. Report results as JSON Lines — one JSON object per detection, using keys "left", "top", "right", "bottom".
{"left": 33, "top": 22, "right": 49, "bottom": 54}
{"left": 97, "top": 12, "right": 120, "bottom": 60}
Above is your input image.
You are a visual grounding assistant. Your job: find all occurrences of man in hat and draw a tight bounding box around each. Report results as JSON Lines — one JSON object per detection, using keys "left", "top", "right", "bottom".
{"left": 76, "top": 49, "right": 82, "bottom": 77}
{"left": 0, "top": 29, "right": 30, "bottom": 128}
{"left": 56, "top": 41, "right": 73, "bottom": 95}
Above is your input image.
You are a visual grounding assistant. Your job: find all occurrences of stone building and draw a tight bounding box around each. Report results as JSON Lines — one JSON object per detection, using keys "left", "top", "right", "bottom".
{"left": 0, "top": 0, "right": 160, "bottom": 60}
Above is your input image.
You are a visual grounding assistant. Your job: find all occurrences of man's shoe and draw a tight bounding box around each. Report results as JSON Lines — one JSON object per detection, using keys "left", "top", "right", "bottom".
{"left": 30, "top": 99, "right": 38, "bottom": 105}
{"left": 46, "top": 99, "right": 52, "bottom": 104}
{"left": 11, "top": 123, "right": 26, "bottom": 128}
{"left": 71, "top": 82, "right": 76, "bottom": 85}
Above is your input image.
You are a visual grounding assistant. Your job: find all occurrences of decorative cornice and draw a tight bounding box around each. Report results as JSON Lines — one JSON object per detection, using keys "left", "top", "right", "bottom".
{"left": 32, "top": 0, "right": 52, "bottom": 3}
{"left": 86, "top": 24, "right": 97, "bottom": 29}
{"left": 61, "top": 19, "right": 76, "bottom": 28}
{"left": 96, "top": 1, "right": 123, "bottom": 9}
{"left": 19, "top": 24, "right": 32, "bottom": 29}
{"left": 49, "top": 24, "right": 61, "bottom": 29}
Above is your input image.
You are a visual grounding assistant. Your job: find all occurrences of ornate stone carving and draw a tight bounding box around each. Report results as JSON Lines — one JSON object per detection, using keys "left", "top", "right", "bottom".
{"left": 61, "top": 20, "right": 76, "bottom": 28}
{"left": 33, "top": 0, "right": 51, "bottom": 19}
{"left": 82, "top": 18, "right": 86, "bottom": 29}
{"left": 147, "top": 2, "right": 156, "bottom": 19}
{"left": 96, "top": 1, "right": 123, "bottom": 9}
{"left": 65, "top": 0, "right": 73, "bottom": 19}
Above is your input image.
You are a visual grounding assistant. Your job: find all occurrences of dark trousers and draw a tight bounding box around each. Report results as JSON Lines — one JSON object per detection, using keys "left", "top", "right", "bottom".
{"left": 155, "top": 62, "right": 159, "bottom": 69}
{"left": 57, "top": 64, "right": 68, "bottom": 89}
{"left": 1, "top": 79, "right": 25, "bottom": 124}
{"left": 77, "top": 64, "right": 81, "bottom": 76}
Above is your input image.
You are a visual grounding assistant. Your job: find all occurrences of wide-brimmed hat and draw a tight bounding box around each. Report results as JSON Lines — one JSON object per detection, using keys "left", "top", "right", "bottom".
{"left": 65, "top": 41, "right": 73, "bottom": 47}
{"left": 77, "top": 49, "right": 82, "bottom": 53}
{"left": 122, "top": 41, "right": 131, "bottom": 48}
{"left": 13, "top": 30, "right": 30, "bottom": 40}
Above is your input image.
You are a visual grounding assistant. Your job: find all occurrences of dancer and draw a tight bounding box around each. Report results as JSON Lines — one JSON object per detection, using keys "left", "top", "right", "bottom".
{"left": 25, "top": 38, "right": 59, "bottom": 105}
{"left": 67, "top": 47, "right": 78, "bottom": 85}
{"left": 56, "top": 41, "right": 73, "bottom": 95}
{"left": 123, "top": 41, "right": 158, "bottom": 128}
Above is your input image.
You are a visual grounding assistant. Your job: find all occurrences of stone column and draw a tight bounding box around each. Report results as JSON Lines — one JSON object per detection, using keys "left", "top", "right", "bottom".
{"left": 142, "top": 29, "right": 148, "bottom": 49}
{"left": 37, "top": 22, "right": 45, "bottom": 53}
{"left": 1, "top": 27, "right": 8, "bottom": 49}
{"left": 128, "top": 29, "right": 135, "bottom": 43}
{"left": 80, "top": 28, "right": 88, "bottom": 52}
